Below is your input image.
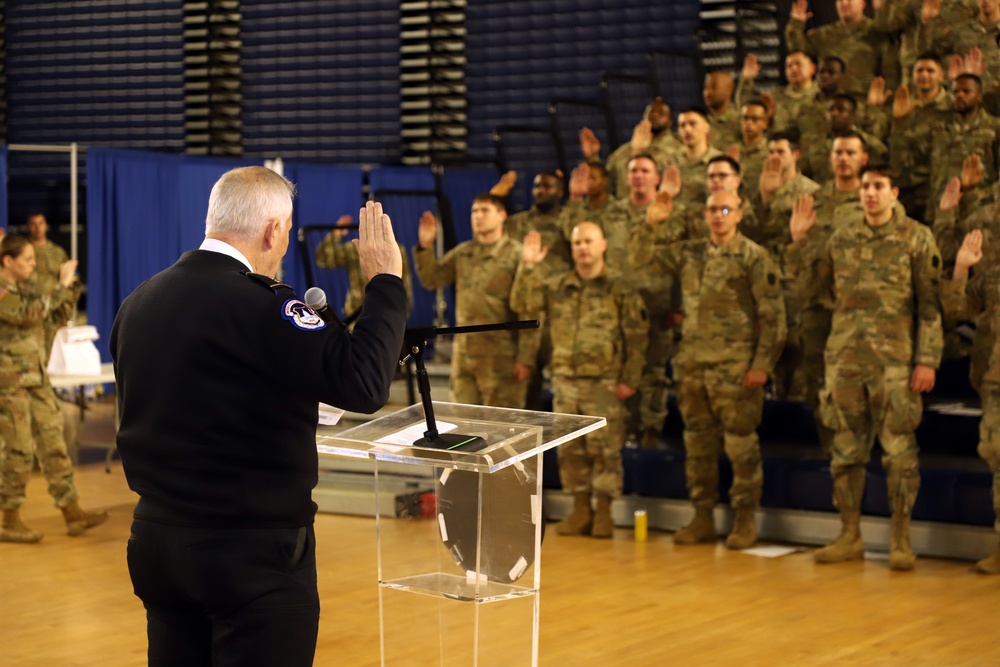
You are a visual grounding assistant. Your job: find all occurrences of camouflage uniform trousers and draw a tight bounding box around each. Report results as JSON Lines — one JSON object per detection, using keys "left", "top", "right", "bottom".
{"left": 631, "top": 316, "right": 674, "bottom": 436}
{"left": 551, "top": 376, "right": 624, "bottom": 498}
{"left": 675, "top": 359, "right": 764, "bottom": 510}
{"left": 977, "top": 383, "right": 1000, "bottom": 532}
{"left": 0, "top": 385, "right": 78, "bottom": 510}
{"left": 771, "top": 282, "right": 804, "bottom": 401}
{"left": 819, "top": 360, "right": 921, "bottom": 516}
{"left": 799, "top": 306, "right": 834, "bottom": 454}
{"left": 450, "top": 354, "right": 528, "bottom": 409}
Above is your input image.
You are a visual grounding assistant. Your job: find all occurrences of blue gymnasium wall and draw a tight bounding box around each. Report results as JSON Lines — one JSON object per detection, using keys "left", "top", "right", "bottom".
{"left": 464, "top": 0, "right": 702, "bottom": 161}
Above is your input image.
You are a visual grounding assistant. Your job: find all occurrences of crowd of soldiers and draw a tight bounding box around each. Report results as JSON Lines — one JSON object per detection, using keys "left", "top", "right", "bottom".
{"left": 312, "top": 0, "right": 1000, "bottom": 574}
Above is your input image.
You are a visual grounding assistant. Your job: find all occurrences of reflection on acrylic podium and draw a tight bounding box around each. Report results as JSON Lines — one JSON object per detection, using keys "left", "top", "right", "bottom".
{"left": 318, "top": 402, "right": 604, "bottom": 667}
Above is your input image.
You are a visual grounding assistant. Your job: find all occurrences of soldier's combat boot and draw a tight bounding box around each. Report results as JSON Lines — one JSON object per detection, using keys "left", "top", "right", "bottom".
{"left": 975, "top": 536, "right": 1000, "bottom": 574}
{"left": 814, "top": 512, "right": 864, "bottom": 563}
{"left": 673, "top": 507, "right": 715, "bottom": 544}
{"left": 725, "top": 507, "right": 757, "bottom": 550}
{"left": 61, "top": 500, "right": 110, "bottom": 537}
{"left": 888, "top": 512, "right": 916, "bottom": 571}
{"left": 591, "top": 494, "right": 614, "bottom": 539}
{"left": 1, "top": 509, "right": 42, "bottom": 543}
{"left": 556, "top": 492, "right": 593, "bottom": 536}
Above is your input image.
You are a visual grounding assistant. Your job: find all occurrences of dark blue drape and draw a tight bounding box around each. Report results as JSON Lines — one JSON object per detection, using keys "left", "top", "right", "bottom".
{"left": 0, "top": 146, "right": 9, "bottom": 231}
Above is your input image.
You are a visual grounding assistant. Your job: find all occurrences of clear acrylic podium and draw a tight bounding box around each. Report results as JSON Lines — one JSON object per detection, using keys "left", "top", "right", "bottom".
{"left": 317, "top": 402, "right": 604, "bottom": 667}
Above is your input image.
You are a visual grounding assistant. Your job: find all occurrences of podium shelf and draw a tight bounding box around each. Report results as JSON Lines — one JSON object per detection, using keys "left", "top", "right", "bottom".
{"left": 381, "top": 572, "right": 536, "bottom": 603}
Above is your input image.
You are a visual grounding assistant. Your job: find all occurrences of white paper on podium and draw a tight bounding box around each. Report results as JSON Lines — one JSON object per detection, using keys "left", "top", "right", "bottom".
{"left": 318, "top": 403, "right": 345, "bottom": 425}
{"left": 374, "top": 420, "right": 458, "bottom": 451}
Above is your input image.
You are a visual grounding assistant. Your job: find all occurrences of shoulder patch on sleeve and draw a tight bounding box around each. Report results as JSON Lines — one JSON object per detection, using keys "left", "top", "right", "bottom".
{"left": 281, "top": 299, "right": 327, "bottom": 331}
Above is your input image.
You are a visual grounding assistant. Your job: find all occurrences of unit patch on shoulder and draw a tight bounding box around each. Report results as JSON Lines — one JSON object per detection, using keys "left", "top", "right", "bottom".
{"left": 281, "top": 299, "right": 327, "bottom": 331}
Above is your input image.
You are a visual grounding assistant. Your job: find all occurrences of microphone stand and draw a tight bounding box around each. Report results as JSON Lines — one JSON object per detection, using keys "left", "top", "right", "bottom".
{"left": 400, "top": 320, "right": 539, "bottom": 452}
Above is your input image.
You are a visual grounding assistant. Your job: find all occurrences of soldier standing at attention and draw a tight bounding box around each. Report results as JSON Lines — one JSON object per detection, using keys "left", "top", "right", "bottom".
{"left": 790, "top": 165, "right": 943, "bottom": 571}
{"left": 26, "top": 213, "right": 78, "bottom": 358}
{"left": 945, "top": 230, "right": 1000, "bottom": 573}
{"left": 511, "top": 223, "right": 648, "bottom": 538}
{"left": 314, "top": 213, "right": 413, "bottom": 324}
{"left": 496, "top": 171, "right": 569, "bottom": 273}
{"left": 0, "top": 235, "right": 108, "bottom": 543}
{"left": 703, "top": 72, "right": 741, "bottom": 151}
{"left": 640, "top": 190, "right": 786, "bottom": 550}
{"left": 414, "top": 194, "right": 533, "bottom": 408}
{"left": 736, "top": 51, "right": 819, "bottom": 134}
{"left": 558, "top": 161, "right": 615, "bottom": 241}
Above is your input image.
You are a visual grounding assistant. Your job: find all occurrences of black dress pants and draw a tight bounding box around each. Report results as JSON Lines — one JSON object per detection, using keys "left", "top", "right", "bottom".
{"left": 127, "top": 518, "right": 320, "bottom": 667}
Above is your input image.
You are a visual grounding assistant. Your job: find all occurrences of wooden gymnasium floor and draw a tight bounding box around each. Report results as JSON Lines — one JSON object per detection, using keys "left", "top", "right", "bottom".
{"left": 2, "top": 458, "right": 1000, "bottom": 667}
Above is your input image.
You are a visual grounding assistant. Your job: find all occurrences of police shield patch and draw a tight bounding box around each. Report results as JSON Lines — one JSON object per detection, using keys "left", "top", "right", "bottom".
{"left": 281, "top": 299, "right": 327, "bottom": 331}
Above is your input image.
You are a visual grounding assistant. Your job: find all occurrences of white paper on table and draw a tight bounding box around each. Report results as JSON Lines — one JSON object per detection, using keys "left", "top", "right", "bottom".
{"left": 318, "top": 403, "right": 345, "bottom": 425}
{"left": 740, "top": 545, "right": 801, "bottom": 558}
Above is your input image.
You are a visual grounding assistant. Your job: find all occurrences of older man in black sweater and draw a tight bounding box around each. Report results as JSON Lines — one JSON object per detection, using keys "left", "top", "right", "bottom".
{"left": 111, "top": 166, "right": 407, "bottom": 667}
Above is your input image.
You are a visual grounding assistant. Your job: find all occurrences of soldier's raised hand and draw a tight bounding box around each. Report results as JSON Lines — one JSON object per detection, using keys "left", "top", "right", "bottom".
{"left": 872, "top": 0, "right": 886, "bottom": 12}
{"left": 490, "top": 171, "right": 517, "bottom": 198}
{"left": 939, "top": 176, "right": 963, "bottom": 211}
{"left": 789, "top": 194, "right": 816, "bottom": 242}
{"left": 867, "top": 77, "right": 892, "bottom": 108}
{"left": 921, "top": 0, "right": 940, "bottom": 23}
{"left": 329, "top": 214, "right": 352, "bottom": 242}
{"left": 962, "top": 154, "right": 983, "bottom": 191}
{"left": 631, "top": 119, "right": 653, "bottom": 153}
{"left": 568, "top": 162, "right": 590, "bottom": 201}
{"left": 759, "top": 155, "right": 784, "bottom": 201}
{"left": 580, "top": 127, "right": 601, "bottom": 160}
{"left": 662, "top": 165, "right": 682, "bottom": 198}
{"left": 521, "top": 230, "right": 549, "bottom": 268}
{"left": 646, "top": 190, "right": 674, "bottom": 226}
{"left": 742, "top": 54, "right": 761, "bottom": 81}
{"left": 355, "top": 200, "right": 403, "bottom": 280}
{"left": 964, "top": 47, "right": 984, "bottom": 76}
{"left": 790, "top": 0, "right": 811, "bottom": 22}
{"left": 418, "top": 210, "right": 438, "bottom": 249}
{"left": 955, "top": 229, "right": 984, "bottom": 273}
{"left": 892, "top": 84, "right": 915, "bottom": 120}
{"left": 948, "top": 54, "right": 963, "bottom": 81}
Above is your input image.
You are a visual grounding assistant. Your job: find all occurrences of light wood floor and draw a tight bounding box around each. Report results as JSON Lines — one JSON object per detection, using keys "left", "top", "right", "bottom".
{"left": 2, "top": 462, "right": 1000, "bottom": 667}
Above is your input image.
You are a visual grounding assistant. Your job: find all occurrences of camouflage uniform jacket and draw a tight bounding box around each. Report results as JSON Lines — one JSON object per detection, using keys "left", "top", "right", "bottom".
{"left": 654, "top": 233, "right": 787, "bottom": 372}
{"left": 667, "top": 146, "right": 725, "bottom": 206}
{"left": 736, "top": 78, "right": 820, "bottom": 133}
{"left": 750, "top": 172, "right": 822, "bottom": 262}
{"left": 932, "top": 195, "right": 1000, "bottom": 272}
{"left": 888, "top": 87, "right": 953, "bottom": 189}
{"left": 942, "top": 267, "right": 1000, "bottom": 384}
{"left": 510, "top": 265, "right": 648, "bottom": 387}
{"left": 606, "top": 132, "right": 683, "bottom": 199}
{"left": 0, "top": 277, "right": 76, "bottom": 390}
{"left": 795, "top": 211, "right": 944, "bottom": 368}
{"left": 314, "top": 235, "right": 413, "bottom": 317}
{"left": 708, "top": 107, "right": 741, "bottom": 152}
{"left": 920, "top": 16, "right": 1000, "bottom": 94}
{"left": 929, "top": 108, "right": 1000, "bottom": 205}
{"left": 31, "top": 242, "right": 69, "bottom": 295}
{"left": 413, "top": 235, "right": 533, "bottom": 365}
{"left": 598, "top": 197, "right": 650, "bottom": 273}
{"left": 735, "top": 136, "right": 769, "bottom": 207}
{"left": 558, "top": 196, "right": 617, "bottom": 241}
{"left": 800, "top": 126, "right": 889, "bottom": 184}
{"left": 786, "top": 16, "right": 901, "bottom": 98}
{"left": 874, "top": 0, "right": 978, "bottom": 78}
{"left": 505, "top": 205, "right": 571, "bottom": 274}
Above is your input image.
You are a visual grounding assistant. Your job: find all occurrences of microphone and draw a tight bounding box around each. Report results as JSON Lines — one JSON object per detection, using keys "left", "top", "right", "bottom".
{"left": 304, "top": 287, "right": 344, "bottom": 328}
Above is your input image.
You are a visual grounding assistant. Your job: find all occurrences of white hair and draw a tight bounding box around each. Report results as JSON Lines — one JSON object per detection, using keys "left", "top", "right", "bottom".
{"left": 204, "top": 166, "right": 296, "bottom": 241}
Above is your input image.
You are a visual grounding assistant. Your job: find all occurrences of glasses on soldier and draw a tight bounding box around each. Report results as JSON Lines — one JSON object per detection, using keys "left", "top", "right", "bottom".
{"left": 706, "top": 206, "right": 732, "bottom": 216}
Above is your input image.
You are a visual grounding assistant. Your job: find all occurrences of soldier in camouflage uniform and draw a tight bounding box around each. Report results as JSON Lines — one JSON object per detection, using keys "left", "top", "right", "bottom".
{"left": 638, "top": 190, "right": 787, "bottom": 550}
{"left": 588, "top": 154, "right": 661, "bottom": 273}
{"left": 314, "top": 213, "right": 413, "bottom": 324}
{"left": 511, "top": 223, "right": 648, "bottom": 538}
{"left": 703, "top": 72, "right": 741, "bottom": 151}
{"left": 582, "top": 98, "right": 683, "bottom": 200}
{"left": 786, "top": 0, "right": 901, "bottom": 99}
{"left": 928, "top": 74, "right": 1000, "bottom": 210}
{"left": 784, "top": 133, "right": 869, "bottom": 453}
{"left": 799, "top": 94, "right": 888, "bottom": 184}
{"left": 668, "top": 109, "right": 725, "bottom": 207}
{"left": 25, "top": 213, "right": 77, "bottom": 360}
{"left": 736, "top": 51, "right": 819, "bottom": 134}
{"left": 413, "top": 194, "right": 533, "bottom": 408}
{"left": 944, "top": 229, "right": 1000, "bottom": 574}
{"left": 0, "top": 235, "right": 109, "bottom": 543}
{"left": 732, "top": 99, "right": 772, "bottom": 209}
{"left": 558, "top": 161, "right": 616, "bottom": 242}
{"left": 789, "top": 165, "right": 943, "bottom": 571}
{"left": 499, "top": 172, "right": 569, "bottom": 273}
{"left": 919, "top": 0, "right": 1000, "bottom": 114}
